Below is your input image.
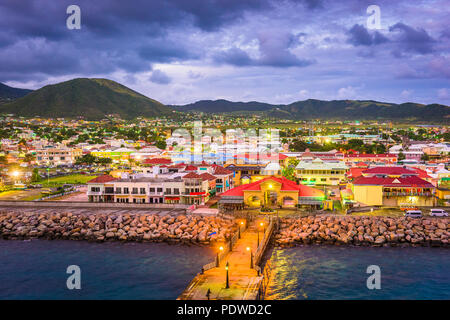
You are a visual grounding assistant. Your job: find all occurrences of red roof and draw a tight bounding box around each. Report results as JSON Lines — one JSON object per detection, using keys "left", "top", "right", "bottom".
{"left": 168, "top": 163, "right": 186, "bottom": 168}
{"left": 87, "top": 175, "right": 117, "bottom": 184}
{"left": 353, "top": 176, "right": 434, "bottom": 188}
{"left": 356, "top": 162, "right": 369, "bottom": 167}
{"left": 347, "top": 167, "right": 366, "bottom": 179}
{"left": 345, "top": 153, "right": 397, "bottom": 158}
{"left": 199, "top": 173, "right": 217, "bottom": 181}
{"left": 213, "top": 166, "right": 233, "bottom": 175}
{"left": 142, "top": 158, "right": 172, "bottom": 165}
{"left": 185, "top": 165, "right": 198, "bottom": 171}
{"left": 220, "top": 176, "right": 324, "bottom": 198}
{"left": 362, "top": 166, "right": 417, "bottom": 175}
{"left": 183, "top": 172, "right": 202, "bottom": 179}
{"left": 412, "top": 167, "right": 432, "bottom": 179}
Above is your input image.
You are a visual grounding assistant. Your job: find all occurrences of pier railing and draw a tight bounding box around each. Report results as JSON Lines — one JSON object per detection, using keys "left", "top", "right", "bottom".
{"left": 201, "top": 220, "right": 247, "bottom": 272}
{"left": 254, "top": 216, "right": 277, "bottom": 266}
{"left": 256, "top": 259, "right": 273, "bottom": 300}
{"left": 254, "top": 216, "right": 278, "bottom": 300}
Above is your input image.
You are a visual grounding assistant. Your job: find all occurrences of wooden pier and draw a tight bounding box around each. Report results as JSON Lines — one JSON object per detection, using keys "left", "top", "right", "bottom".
{"left": 178, "top": 217, "right": 277, "bottom": 300}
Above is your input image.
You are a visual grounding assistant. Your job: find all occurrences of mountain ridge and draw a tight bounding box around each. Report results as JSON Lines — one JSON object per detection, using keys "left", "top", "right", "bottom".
{"left": 0, "top": 78, "right": 172, "bottom": 120}
{"left": 173, "top": 98, "right": 449, "bottom": 121}
{"left": 1, "top": 78, "right": 448, "bottom": 121}
{"left": 0, "top": 82, "right": 33, "bottom": 104}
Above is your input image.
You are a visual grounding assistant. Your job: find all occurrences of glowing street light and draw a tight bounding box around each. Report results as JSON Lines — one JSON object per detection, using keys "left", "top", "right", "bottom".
{"left": 260, "top": 221, "right": 266, "bottom": 234}
{"left": 216, "top": 246, "right": 224, "bottom": 267}
{"left": 247, "top": 246, "right": 253, "bottom": 269}
{"left": 238, "top": 221, "right": 244, "bottom": 239}
{"left": 225, "top": 262, "right": 229, "bottom": 289}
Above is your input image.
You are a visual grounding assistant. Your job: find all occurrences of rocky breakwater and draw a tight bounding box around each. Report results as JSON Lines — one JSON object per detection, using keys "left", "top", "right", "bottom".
{"left": 0, "top": 211, "right": 235, "bottom": 245}
{"left": 276, "top": 215, "right": 449, "bottom": 247}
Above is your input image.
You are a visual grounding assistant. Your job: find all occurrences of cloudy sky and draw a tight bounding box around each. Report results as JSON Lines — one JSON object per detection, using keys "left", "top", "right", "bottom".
{"left": 1, "top": 0, "right": 449, "bottom": 105}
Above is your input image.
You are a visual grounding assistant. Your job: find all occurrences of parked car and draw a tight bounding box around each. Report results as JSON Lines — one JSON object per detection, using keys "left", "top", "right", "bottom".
{"left": 404, "top": 210, "right": 422, "bottom": 218}
{"left": 430, "top": 209, "right": 448, "bottom": 217}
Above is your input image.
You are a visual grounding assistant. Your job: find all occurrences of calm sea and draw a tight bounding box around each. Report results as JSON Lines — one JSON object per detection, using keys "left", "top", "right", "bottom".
{"left": 266, "top": 245, "right": 450, "bottom": 300}
{"left": 0, "top": 240, "right": 214, "bottom": 299}
{"left": 1, "top": 240, "right": 448, "bottom": 299}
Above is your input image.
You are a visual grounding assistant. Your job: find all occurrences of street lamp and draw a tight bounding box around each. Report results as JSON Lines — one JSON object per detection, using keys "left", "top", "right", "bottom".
{"left": 225, "top": 262, "right": 229, "bottom": 289}
{"left": 238, "top": 221, "right": 244, "bottom": 239}
{"left": 216, "top": 246, "right": 223, "bottom": 267}
{"left": 11, "top": 170, "right": 20, "bottom": 184}
{"left": 247, "top": 246, "right": 253, "bottom": 269}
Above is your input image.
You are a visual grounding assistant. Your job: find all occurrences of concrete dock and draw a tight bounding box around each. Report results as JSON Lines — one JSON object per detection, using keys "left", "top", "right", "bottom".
{"left": 178, "top": 221, "right": 270, "bottom": 300}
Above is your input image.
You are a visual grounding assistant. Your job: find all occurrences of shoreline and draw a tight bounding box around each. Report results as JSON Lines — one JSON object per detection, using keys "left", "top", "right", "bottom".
{"left": 1, "top": 211, "right": 448, "bottom": 248}
{"left": 275, "top": 215, "right": 449, "bottom": 248}
{"left": 0, "top": 211, "right": 235, "bottom": 246}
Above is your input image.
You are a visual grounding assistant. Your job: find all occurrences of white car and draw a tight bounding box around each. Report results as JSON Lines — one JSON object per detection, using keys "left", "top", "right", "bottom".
{"left": 404, "top": 210, "right": 422, "bottom": 218}
{"left": 430, "top": 209, "right": 448, "bottom": 217}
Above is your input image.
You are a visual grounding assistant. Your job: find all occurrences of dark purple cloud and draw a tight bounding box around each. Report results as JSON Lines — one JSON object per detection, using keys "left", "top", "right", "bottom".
{"left": 389, "top": 22, "right": 436, "bottom": 55}
{"left": 0, "top": 0, "right": 448, "bottom": 105}
{"left": 347, "top": 24, "right": 389, "bottom": 46}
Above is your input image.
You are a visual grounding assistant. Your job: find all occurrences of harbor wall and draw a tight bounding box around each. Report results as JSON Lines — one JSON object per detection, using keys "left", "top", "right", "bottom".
{"left": 276, "top": 215, "right": 449, "bottom": 247}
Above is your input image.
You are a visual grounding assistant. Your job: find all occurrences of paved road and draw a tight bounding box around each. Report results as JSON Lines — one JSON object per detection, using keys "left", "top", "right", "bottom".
{"left": 178, "top": 221, "right": 264, "bottom": 300}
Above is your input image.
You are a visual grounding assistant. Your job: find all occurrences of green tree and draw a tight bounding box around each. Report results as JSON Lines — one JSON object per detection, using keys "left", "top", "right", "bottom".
{"left": 155, "top": 140, "right": 167, "bottom": 150}
{"left": 23, "top": 153, "right": 35, "bottom": 163}
{"left": 288, "top": 158, "right": 300, "bottom": 167}
{"left": 31, "top": 168, "right": 41, "bottom": 182}
{"left": 75, "top": 154, "right": 97, "bottom": 165}
{"left": 282, "top": 166, "right": 296, "bottom": 181}
{"left": 421, "top": 153, "right": 430, "bottom": 162}
{"left": 398, "top": 151, "right": 406, "bottom": 161}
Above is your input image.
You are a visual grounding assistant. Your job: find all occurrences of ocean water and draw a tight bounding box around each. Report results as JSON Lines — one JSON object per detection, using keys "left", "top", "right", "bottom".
{"left": 1, "top": 240, "right": 449, "bottom": 300}
{"left": 266, "top": 246, "right": 450, "bottom": 300}
{"left": 0, "top": 240, "right": 214, "bottom": 300}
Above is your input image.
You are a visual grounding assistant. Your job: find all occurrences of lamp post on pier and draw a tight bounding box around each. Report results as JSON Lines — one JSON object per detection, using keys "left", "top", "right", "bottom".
{"left": 247, "top": 247, "right": 253, "bottom": 269}
{"left": 216, "top": 246, "right": 223, "bottom": 267}
{"left": 225, "top": 262, "right": 229, "bottom": 289}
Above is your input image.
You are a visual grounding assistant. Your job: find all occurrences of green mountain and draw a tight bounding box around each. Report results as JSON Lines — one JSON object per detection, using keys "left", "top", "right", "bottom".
{"left": 172, "top": 99, "right": 277, "bottom": 113}
{"left": 0, "top": 78, "right": 172, "bottom": 120}
{"left": 174, "top": 99, "right": 450, "bottom": 121}
{"left": 0, "top": 82, "right": 32, "bottom": 104}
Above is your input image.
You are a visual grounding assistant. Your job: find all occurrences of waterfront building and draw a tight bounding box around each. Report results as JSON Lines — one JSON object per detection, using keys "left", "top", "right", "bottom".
{"left": 87, "top": 164, "right": 233, "bottom": 205}
{"left": 295, "top": 158, "right": 348, "bottom": 186}
{"left": 351, "top": 166, "right": 436, "bottom": 206}
{"left": 87, "top": 175, "right": 117, "bottom": 203}
{"left": 219, "top": 176, "right": 325, "bottom": 210}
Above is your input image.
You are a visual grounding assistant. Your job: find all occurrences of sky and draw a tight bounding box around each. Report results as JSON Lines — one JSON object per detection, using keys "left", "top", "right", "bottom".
{"left": 1, "top": 0, "right": 449, "bottom": 106}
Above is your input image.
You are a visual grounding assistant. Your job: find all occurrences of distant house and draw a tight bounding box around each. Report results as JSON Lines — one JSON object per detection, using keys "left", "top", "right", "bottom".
{"left": 295, "top": 158, "right": 348, "bottom": 186}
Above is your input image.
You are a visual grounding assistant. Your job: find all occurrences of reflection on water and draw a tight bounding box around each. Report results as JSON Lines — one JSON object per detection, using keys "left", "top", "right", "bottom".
{"left": 266, "top": 246, "right": 450, "bottom": 300}
{"left": 0, "top": 240, "right": 214, "bottom": 300}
